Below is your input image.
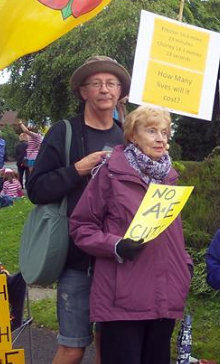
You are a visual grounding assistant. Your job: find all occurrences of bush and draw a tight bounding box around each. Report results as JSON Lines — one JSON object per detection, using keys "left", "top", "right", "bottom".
{"left": 169, "top": 141, "right": 182, "bottom": 161}
{"left": 180, "top": 158, "right": 220, "bottom": 245}
{"left": 178, "top": 157, "right": 220, "bottom": 296}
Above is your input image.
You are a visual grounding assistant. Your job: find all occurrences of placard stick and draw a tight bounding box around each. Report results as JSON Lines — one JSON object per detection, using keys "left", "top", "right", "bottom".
{"left": 178, "top": 0, "right": 185, "bottom": 22}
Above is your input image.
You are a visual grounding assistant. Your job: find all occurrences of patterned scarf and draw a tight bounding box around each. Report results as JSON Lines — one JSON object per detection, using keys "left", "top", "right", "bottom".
{"left": 124, "top": 143, "right": 172, "bottom": 184}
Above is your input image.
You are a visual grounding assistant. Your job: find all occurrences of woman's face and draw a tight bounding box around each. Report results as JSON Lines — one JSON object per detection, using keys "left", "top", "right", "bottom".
{"left": 131, "top": 118, "right": 169, "bottom": 161}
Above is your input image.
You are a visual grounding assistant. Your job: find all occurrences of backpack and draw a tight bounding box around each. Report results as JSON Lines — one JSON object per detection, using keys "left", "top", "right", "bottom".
{"left": 0, "top": 139, "right": 5, "bottom": 169}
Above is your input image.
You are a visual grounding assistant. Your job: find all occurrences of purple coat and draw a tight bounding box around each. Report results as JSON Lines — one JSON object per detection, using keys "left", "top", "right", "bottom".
{"left": 70, "top": 145, "right": 192, "bottom": 322}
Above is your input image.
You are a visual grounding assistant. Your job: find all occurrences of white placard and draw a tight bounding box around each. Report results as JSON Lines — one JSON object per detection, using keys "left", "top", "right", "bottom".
{"left": 129, "top": 10, "right": 220, "bottom": 121}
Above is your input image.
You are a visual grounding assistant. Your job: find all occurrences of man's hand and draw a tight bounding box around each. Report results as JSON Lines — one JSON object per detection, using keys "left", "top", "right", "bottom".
{"left": 116, "top": 238, "right": 144, "bottom": 261}
{"left": 74, "top": 151, "right": 109, "bottom": 176}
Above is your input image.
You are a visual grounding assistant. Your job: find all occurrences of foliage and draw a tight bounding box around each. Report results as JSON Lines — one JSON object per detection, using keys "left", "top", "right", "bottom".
{"left": 188, "top": 247, "right": 216, "bottom": 297}
{"left": 180, "top": 157, "right": 220, "bottom": 247}
{"left": 1, "top": 125, "right": 19, "bottom": 160}
{"left": 176, "top": 157, "right": 220, "bottom": 298}
{"left": 206, "top": 146, "right": 220, "bottom": 160}
{"left": 173, "top": 117, "right": 220, "bottom": 161}
{"left": 169, "top": 141, "right": 182, "bottom": 161}
{"left": 172, "top": 160, "right": 185, "bottom": 174}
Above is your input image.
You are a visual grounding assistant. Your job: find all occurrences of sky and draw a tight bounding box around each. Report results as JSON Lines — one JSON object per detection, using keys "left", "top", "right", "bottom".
{"left": 0, "top": 70, "right": 10, "bottom": 84}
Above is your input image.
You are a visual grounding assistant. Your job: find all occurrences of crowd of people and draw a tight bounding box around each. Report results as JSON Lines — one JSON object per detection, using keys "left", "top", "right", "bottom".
{"left": 0, "top": 55, "right": 219, "bottom": 364}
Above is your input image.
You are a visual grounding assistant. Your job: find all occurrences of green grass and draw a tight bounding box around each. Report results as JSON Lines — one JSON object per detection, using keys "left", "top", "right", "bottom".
{"left": 0, "top": 197, "right": 33, "bottom": 272}
{"left": 1, "top": 197, "right": 220, "bottom": 362}
{"left": 171, "top": 295, "right": 220, "bottom": 362}
{"left": 30, "top": 298, "right": 57, "bottom": 331}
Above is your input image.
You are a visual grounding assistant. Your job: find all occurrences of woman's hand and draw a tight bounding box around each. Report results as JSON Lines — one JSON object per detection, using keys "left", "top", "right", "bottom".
{"left": 116, "top": 238, "right": 144, "bottom": 261}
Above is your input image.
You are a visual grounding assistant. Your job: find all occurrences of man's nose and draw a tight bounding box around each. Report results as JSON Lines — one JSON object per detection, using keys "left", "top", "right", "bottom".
{"left": 99, "top": 83, "right": 109, "bottom": 92}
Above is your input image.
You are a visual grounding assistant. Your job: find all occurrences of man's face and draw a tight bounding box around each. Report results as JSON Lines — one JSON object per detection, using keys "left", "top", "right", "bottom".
{"left": 79, "top": 72, "right": 122, "bottom": 112}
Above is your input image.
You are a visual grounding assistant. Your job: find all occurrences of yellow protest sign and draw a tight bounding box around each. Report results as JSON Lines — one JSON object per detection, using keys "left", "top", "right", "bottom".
{"left": 142, "top": 18, "right": 209, "bottom": 115}
{"left": 129, "top": 10, "right": 220, "bottom": 120}
{"left": 0, "top": 349, "right": 25, "bottom": 364}
{"left": 0, "top": 275, "right": 12, "bottom": 351}
{"left": 124, "top": 184, "right": 194, "bottom": 243}
{"left": 150, "top": 18, "right": 209, "bottom": 72}
{"left": 0, "top": 275, "right": 25, "bottom": 363}
{"left": 143, "top": 61, "right": 203, "bottom": 114}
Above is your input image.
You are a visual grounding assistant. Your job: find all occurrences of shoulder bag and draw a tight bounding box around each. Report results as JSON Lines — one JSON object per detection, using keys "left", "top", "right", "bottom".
{"left": 19, "top": 119, "right": 71, "bottom": 285}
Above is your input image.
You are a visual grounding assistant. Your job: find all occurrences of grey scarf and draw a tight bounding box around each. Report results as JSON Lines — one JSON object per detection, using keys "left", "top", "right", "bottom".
{"left": 124, "top": 143, "right": 171, "bottom": 184}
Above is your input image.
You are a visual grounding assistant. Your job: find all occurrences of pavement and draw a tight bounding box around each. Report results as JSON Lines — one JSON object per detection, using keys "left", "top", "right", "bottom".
{"left": 12, "top": 287, "right": 96, "bottom": 364}
{"left": 13, "top": 326, "right": 58, "bottom": 364}
{"left": 13, "top": 327, "right": 95, "bottom": 364}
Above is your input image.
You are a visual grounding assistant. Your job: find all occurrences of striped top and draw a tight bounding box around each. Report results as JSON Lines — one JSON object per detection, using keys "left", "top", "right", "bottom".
{"left": 27, "top": 132, "right": 43, "bottom": 160}
{"left": 1, "top": 179, "right": 22, "bottom": 197}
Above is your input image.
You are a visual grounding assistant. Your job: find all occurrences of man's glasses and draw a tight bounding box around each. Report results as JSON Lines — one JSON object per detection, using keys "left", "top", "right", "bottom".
{"left": 83, "top": 81, "right": 121, "bottom": 89}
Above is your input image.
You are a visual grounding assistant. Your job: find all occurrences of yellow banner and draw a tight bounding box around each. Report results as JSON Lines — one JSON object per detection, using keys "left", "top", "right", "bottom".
{"left": 124, "top": 184, "right": 194, "bottom": 243}
{"left": 0, "top": 275, "right": 12, "bottom": 351}
{"left": 0, "top": 349, "right": 25, "bottom": 364}
{"left": 0, "top": 0, "right": 112, "bottom": 70}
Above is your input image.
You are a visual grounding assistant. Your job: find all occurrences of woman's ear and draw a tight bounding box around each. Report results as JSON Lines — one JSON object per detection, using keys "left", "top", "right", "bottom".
{"left": 129, "top": 132, "right": 136, "bottom": 145}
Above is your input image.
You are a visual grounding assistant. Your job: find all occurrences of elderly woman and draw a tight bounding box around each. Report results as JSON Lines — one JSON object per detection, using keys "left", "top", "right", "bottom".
{"left": 70, "top": 106, "right": 193, "bottom": 364}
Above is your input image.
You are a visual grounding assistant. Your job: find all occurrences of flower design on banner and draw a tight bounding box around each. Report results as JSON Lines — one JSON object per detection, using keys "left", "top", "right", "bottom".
{"left": 38, "top": 0, "right": 103, "bottom": 19}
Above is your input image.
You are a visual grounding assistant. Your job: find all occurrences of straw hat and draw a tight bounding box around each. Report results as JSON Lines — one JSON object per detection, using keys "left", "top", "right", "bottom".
{"left": 70, "top": 56, "right": 130, "bottom": 100}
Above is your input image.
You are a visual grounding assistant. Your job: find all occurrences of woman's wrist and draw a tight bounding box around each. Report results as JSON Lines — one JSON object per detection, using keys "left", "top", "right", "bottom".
{"left": 19, "top": 121, "right": 23, "bottom": 125}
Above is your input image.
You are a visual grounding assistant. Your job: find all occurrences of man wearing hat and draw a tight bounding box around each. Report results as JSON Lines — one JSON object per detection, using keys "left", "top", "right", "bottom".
{"left": 27, "top": 56, "right": 130, "bottom": 364}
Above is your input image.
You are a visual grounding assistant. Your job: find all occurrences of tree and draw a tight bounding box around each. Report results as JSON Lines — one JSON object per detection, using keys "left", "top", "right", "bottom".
{"left": 173, "top": 116, "right": 219, "bottom": 161}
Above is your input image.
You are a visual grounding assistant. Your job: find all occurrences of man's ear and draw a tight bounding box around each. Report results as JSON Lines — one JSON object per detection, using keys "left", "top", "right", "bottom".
{"left": 79, "top": 86, "right": 88, "bottom": 101}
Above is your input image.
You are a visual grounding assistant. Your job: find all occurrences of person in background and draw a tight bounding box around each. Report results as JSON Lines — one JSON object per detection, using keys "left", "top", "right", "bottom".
{"left": 0, "top": 263, "right": 26, "bottom": 331}
{"left": 0, "top": 168, "right": 23, "bottom": 199}
{"left": 0, "top": 130, "right": 7, "bottom": 169}
{"left": 206, "top": 229, "right": 220, "bottom": 290}
{"left": 0, "top": 168, "right": 4, "bottom": 192}
{"left": 15, "top": 133, "right": 30, "bottom": 189}
{"left": 17, "top": 121, "right": 43, "bottom": 173}
{"left": 113, "top": 95, "right": 128, "bottom": 123}
{"left": 70, "top": 105, "right": 193, "bottom": 364}
{"left": 26, "top": 55, "right": 130, "bottom": 364}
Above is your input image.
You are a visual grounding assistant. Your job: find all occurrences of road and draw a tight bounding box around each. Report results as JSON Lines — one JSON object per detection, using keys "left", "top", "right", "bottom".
{"left": 13, "top": 326, "right": 95, "bottom": 364}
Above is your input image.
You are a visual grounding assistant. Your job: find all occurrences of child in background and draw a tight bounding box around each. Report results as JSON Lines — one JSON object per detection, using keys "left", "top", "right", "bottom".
{"left": 0, "top": 168, "right": 23, "bottom": 199}
{"left": 17, "top": 120, "right": 43, "bottom": 173}
{"left": 0, "top": 168, "right": 4, "bottom": 192}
